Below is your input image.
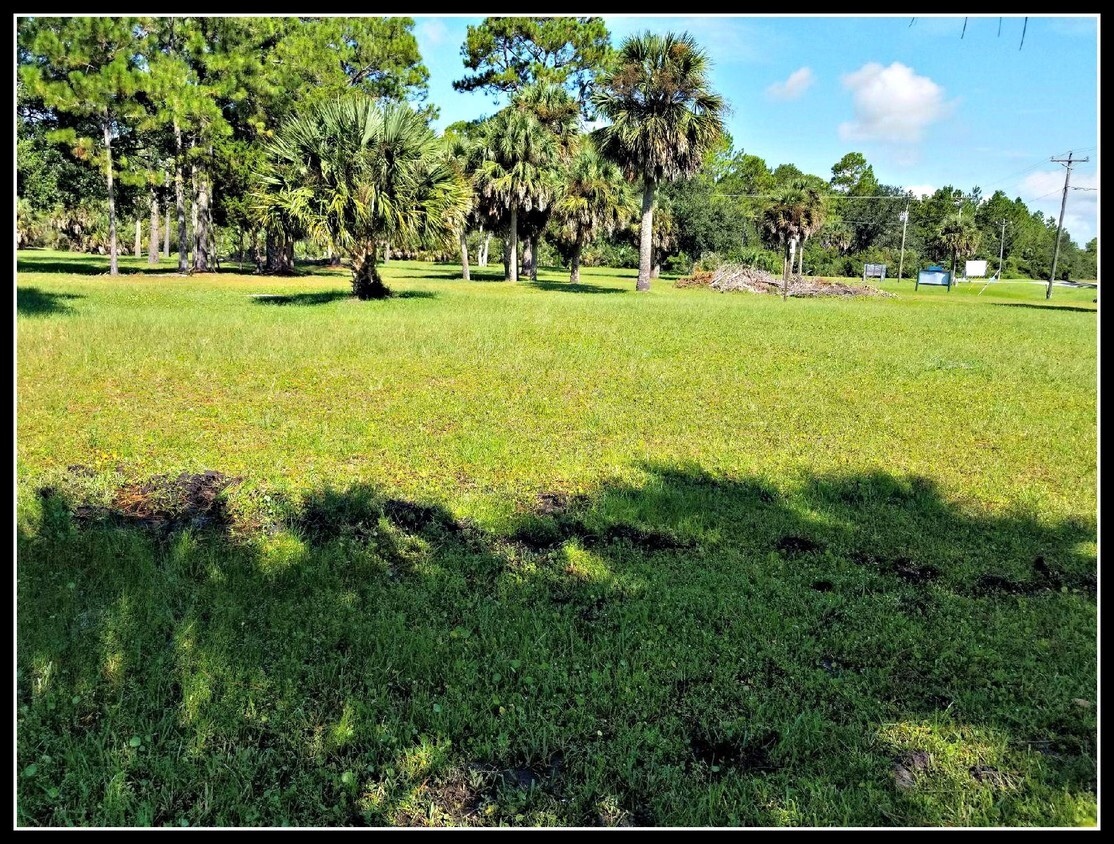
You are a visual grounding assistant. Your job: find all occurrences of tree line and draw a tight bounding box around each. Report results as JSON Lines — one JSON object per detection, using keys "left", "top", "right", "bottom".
{"left": 17, "top": 16, "right": 1097, "bottom": 293}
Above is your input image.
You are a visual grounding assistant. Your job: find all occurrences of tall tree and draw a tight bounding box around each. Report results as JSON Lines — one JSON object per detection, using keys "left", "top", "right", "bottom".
{"left": 454, "top": 17, "right": 610, "bottom": 108}
{"left": 591, "top": 31, "right": 726, "bottom": 291}
{"left": 474, "top": 106, "right": 562, "bottom": 282}
{"left": 19, "top": 16, "right": 146, "bottom": 275}
{"left": 257, "top": 97, "right": 468, "bottom": 299}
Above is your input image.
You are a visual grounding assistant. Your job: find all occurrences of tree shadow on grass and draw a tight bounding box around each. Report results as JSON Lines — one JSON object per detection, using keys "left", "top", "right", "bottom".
{"left": 252, "top": 290, "right": 437, "bottom": 306}
{"left": 251, "top": 291, "right": 353, "bottom": 306}
{"left": 17, "top": 464, "right": 1096, "bottom": 827}
{"left": 992, "top": 303, "right": 1096, "bottom": 314}
{"left": 524, "top": 280, "right": 628, "bottom": 295}
{"left": 16, "top": 287, "right": 83, "bottom": 316}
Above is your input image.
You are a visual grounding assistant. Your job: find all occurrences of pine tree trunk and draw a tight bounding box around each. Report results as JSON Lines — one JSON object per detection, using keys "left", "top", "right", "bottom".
{"left": 192, "top": 166, "right": 209, "bottom": 272}
{"left": 637, "top": 179, "right": 655, "bottom": 291}
{"left": 164, "top": 206, "right": 170, "bottom": 258}
{"left": 205, "top": 170, "right": 216, "bottom": 270}
{"left": 103, "top": 117, "right": 118, "bottom": 276}
{"left": 570, "top": 236, "right": 582, "bottom": 284}
{"left": 460, "top": 229, "right": 470, "bottom": 281}
{"left": 134, "top": 218, "right": 142, "bottom": 258}
{"left": 175, "top": 125, "right": 188, "bottom": 273}
{"left": 508, "top": 206, "right": 518, "bottom": 282}
{"left": 149, "top": 191, "right": 160, "bottom": 265}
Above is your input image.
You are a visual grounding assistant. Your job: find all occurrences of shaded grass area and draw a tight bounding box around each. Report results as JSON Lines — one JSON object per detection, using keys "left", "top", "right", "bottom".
{"left": 17, "top": 465, "right": 1096, "bottom": 826}
{"left": 17, "top": 287, "right": 84, "bottom": 316}
{"left": 16, "top": 251, "right": 1097, "bottom": 826}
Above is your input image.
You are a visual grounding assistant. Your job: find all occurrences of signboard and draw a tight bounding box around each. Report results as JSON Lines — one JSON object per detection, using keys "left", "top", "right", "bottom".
{"left": 915, "top": 268, "right": 952, "bottom": 291}
{"left": 863, "top": 263, "right": 886, "bottom": 281}
{"left": 964, "top": 260, "right": 988, "bottom": 278}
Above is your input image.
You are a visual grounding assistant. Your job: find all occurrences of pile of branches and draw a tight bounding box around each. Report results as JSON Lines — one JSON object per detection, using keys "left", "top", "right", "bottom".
{"left": 676, "top": 264, "right": 894, "bottom": 297}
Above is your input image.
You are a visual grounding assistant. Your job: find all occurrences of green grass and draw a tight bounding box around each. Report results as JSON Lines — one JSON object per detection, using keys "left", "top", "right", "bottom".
{"left": 17, "top": 249, "right": 1097, "bottom": 826}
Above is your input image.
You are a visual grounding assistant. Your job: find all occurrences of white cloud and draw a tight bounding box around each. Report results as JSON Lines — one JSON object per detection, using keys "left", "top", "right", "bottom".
{"left": 766, "top": 67, "right": 814, "bottom": 101}
{"left": 903, "top": 184, "right": 936, "bottom": 198}
{"left": 838, "top": 62, "right": 954, "bottom": 145}
{"left": 415, "top": 18, "right": 448, "bottom": 48}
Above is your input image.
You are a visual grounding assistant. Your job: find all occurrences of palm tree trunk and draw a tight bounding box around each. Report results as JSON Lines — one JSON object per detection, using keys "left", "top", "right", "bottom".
{"left": 149, "top": 190, "right": 160, "bottom": 265}
{"left": 478, "top": 225, "right": 488, "bottom": 266}
{"left": 570, "top": 234, "right": 583, "bottom": 284}
{"left": 352, "top": 242, "right": 391, "bottom": 299}
{"left": 134, "top": 218, "right": 142, "bottom": 258}
{"left": 782, "top": 239, "right": 791, "bottom": 301}
{"left": 164, "top": 206, "right": 171, "bottom": 258}
{"left": 508, "top": 206, "right": 519, "bottom": 282}
{"left": 637, "top": 179, "right": 655, "bottom": 291}
{"left": 102, "top": 116, "right": 118, "bottom": 276}
{"left": 460, "top": 229, "right": 470, "bottom": 281}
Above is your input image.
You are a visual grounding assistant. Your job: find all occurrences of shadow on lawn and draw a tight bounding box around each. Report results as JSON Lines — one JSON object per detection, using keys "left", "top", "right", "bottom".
{"left": 16, "top": 287, "right": 83, "bottom": 316}
{"left": 252, "top": 290, "right": 437, "bottom": 306}
{"left": 992, "top": 303, "right": 1097, "bottom": 314}
{"left": 18, "top": 465, "right": 1096, "bottom": 827}
{"left": 524, "top": 280, "right": 628, "bottom": 295}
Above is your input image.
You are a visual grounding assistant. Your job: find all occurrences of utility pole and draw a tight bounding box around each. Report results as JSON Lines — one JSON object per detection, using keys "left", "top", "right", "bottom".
{"left": 1047, "top": 151, "right": 1088, "bottom": 299}
{"left": 996, "top": 219, "right": 1008, "bottom": 279}
{"left": 898, "top": 204, "right": 910, "bottom": 280}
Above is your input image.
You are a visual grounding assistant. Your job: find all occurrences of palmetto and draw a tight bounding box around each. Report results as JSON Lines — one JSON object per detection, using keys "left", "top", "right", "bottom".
{"left": 258, "top": 96, "right": 468, "bottom": 298}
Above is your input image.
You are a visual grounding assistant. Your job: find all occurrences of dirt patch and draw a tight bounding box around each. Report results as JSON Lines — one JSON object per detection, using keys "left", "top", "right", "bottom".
{"left": 893, "top": 750, "right": 932, "bottom": 790}
{"left": 890, "top": 557, "right": 940, "bottom": 585}
{"left": 775, "top": 535, "right": 825, "bottom": 557}
{"left": 68, "top": 470, "right": 241, "bottom": 532}
{"left": 969, "top": 765, "right": 1008, "bottom": 787}
{"left": 676, "top": 265, "right": 895, "bottom": 298}
{"left": 511, "top": 517, "right": 693, "bottom": 554}
{"left": 688, "top": 730, "right": 779, "bottom": 777}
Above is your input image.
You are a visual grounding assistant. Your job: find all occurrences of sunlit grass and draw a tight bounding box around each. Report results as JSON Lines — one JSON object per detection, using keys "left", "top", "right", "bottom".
{"left": 16, "top": 250, "right": 1096, "bottom": 826}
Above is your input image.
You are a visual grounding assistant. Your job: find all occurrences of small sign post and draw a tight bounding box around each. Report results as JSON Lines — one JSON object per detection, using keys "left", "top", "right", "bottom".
{"left": 863, "top": 263, "right": 886, "bottom": 284}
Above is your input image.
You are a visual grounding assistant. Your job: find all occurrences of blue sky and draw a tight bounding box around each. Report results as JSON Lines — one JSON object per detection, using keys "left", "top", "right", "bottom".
{"left": 413, "top": 14, "right": 1098, "bottom": 245}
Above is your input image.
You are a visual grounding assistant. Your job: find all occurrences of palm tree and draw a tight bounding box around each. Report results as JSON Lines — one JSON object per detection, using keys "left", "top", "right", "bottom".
{"left": 761, "top": 180, "right": 826, "bottom": 300}
{"left": 937, "top": 213, "right": 981, "bottom": 278}
{"left": 474, "top": 106, "right": 562, "bottom": 282}
{"left": 257, "top": 97, "right": 468, "bottom": 299}
{"left": 591, "top": 31, "right": 726, "bottom": 291}
{"left": 553, "top": 140, "right": 635, "bottom": 283}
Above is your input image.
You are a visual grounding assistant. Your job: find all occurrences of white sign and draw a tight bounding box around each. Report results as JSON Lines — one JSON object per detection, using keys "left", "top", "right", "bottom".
{"left": 965, "top": 260, "right": 988, "bottom": 278}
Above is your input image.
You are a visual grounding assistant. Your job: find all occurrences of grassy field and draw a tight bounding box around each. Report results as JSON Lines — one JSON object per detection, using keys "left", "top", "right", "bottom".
{"left": 16, "top": 249, "right": 1098, "bottom": 826}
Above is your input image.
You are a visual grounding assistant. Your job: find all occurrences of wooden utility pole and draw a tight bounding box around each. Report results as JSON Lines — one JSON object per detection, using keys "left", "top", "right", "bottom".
{"left": 898, "top": 204, "right": 909, "bottom": 280}
{"left": 996, "top": 219, "right": 1008, "bottom": 278}
{"left": 1047, "top": 151, "right": 1088, "bottom": 299}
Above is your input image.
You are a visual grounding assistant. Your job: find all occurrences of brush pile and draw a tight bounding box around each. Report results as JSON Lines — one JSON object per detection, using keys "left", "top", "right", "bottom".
{"left": 676, "top": 264, "right": 894, "bottom": 297}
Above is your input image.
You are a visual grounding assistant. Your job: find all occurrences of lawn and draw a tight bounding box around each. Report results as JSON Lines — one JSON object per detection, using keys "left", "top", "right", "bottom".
{"left": 16, "top": 249, "right": 1098, "bottom": 826}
